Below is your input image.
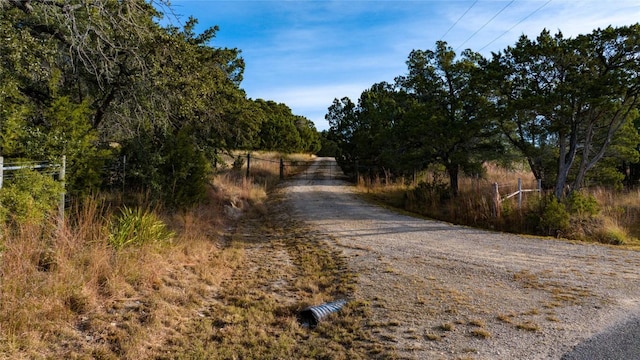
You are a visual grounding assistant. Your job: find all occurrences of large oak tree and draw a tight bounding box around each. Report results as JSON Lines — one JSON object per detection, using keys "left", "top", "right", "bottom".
{"left": 490, "top": 26, "right": 640, "bottom": 198}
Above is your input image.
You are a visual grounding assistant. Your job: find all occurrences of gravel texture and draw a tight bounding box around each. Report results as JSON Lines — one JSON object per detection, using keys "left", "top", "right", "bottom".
{"left": 283, "top": 157, "right": 640, "bottom": 360}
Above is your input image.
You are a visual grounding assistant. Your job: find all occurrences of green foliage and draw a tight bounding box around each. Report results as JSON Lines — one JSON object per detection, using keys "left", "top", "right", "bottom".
{"left": 400, "top": 43, "right": 498, "bottom": 195}
{"left": 294, "top": 116, "right": 321, "bottom": 153}
{"left": 565, "top": 191, "right": 599, "bottom": 217}
{"left": 122, "top": 127, "right": 209, "bottom": 209}
{"left": 317, "top": 131, "right": 340, "bottom": 157}
{"left": 328, "top": 44, "right": 501, "bottom": 191}
{"left": 588, "top": 116, "right": 640, "bottom": 189}
{"left": 0, "top": 82, "right": 29, "bottom": 156}
{"left": 255, "top": 100, "right": 312, "bottom": 153}
{"left": 538, "top": 196, "right": 570, "bottom": 236}
{"left": 108, "top": 206, "right": 175, "bottom": 250}
{"left": 160, "top": 128, "right": 209, "bottom": 209}
{"left": 329, "top": 26, "right": 640, "bottom": 201}
{"left": 20, "top": 97, "right": 107, "bottom": 194}
{"left": 0, "top": 168, "right": 63, "bottom": 225}
{"left": 492, "top": 26, "right": 640, "bottom": 198}
{"left": 121, "top": 132, "right": 164, "bottom": 196}
{"left": 405, "top": 172, "right": 452, "bottom": 212}
{"left": 1, "top": 2, "right": 320, "bottom": 204}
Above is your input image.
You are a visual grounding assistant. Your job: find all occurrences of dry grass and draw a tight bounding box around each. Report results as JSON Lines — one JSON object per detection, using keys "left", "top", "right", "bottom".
{"left": 0, "top": 152, "right": 385, "bottom": 359}
{"left": 159, "top": 200, "right": 386, "bottom": 360}
{"left": 425, "top": 333, "right": 441, "bottom": 341}
{"left": 357, "top": 161, "right": 640, "bottom": 246}
{"left": 516, "top": 321, "right": 541, "bottom": 332}
{"left": 497, "top": 313, "right": 516, "bottom": 324}
{"left": 439, "top": 322, "right": 456, "bottom": 331}
{"left": 470, "top": 328, "right": 492, "bottom": 339}
{"left": 0, "top": 188, "right": 239, "bottom": 358}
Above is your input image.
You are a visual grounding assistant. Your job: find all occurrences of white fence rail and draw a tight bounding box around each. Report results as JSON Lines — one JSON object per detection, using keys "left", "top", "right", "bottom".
{"left": 492, "top": 178, "right": 542, "bottom": 217}
{"left": 0, "top": 156, "right": 66, "bottom": 219}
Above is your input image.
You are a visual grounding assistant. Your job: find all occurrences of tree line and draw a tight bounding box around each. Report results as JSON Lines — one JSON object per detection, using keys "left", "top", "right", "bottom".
{"left": 325, "top": 25, "right": 640, "bottom": 200}
{"left": 0, "top": 0, "right": 320, "bottom": 209}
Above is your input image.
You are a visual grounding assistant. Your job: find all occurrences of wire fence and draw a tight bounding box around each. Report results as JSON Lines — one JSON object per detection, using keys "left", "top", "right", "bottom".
{"left": 0, "top": 152, "right": 341, "bottom": 222}
{"left": 1, "top": 152, "right": 543, "bottom": 221}
{"left": 0, "top": 156, "right": 66, "bottom": 219}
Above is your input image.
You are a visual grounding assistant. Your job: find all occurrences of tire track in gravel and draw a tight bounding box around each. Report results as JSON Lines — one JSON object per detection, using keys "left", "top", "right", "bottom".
{"left": 283, "top": 157, "right": 640, "bottom": 360}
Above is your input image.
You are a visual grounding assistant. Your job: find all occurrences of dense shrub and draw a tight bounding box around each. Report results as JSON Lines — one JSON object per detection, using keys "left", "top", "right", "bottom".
{"left": 537, "top": 195, "right": 571, "bottom": 236}
{"left": 161, "top": 128, "right": 209, "bottom": 209}
{"left": 121, "top": 127, "right": 209, "bottom": 209}
{"left": 0, "top": 168, "right": 63, "bottom": 224}
{"left": 566, "top": 191, "right": 600, "bottom": 217}
{"left": 406, "top": 176, "right": 451, "bottom": 209}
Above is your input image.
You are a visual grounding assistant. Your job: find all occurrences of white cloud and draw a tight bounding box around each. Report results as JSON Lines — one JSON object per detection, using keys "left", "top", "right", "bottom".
{"left": 171, "top": 0, "right": 640, "bottom": 132}
{"left": 444, "top": 1, "right": 640, "bottom": 54}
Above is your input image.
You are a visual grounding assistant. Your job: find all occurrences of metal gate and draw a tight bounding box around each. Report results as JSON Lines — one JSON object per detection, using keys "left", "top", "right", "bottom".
{"left": 284, "top": 159, "right": 345, "bottom": 181}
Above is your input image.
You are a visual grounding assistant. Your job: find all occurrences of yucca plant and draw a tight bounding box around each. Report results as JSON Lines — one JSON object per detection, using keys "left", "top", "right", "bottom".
{"left": 108, "top": 206, "right": 174, "bottom": 249}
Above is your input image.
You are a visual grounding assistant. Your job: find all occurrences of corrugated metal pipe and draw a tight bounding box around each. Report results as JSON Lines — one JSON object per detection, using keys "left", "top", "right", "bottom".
{"left": 298, "top": 299, "right": 348, "bottom": 328}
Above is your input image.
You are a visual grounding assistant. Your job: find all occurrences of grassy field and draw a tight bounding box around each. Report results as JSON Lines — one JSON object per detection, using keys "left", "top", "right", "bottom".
{"left": 0, "top": 152, "right": 392, "bottom": 359}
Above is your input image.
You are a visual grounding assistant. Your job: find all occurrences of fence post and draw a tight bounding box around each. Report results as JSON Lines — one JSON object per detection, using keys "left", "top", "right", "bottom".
{"left": 246, "top": 153, "right": 251, "bottom": 178}
{"left": 280, "top": 158, "right": 284, "bottom": 180}
{"left": 517, "top": 178, "right": 523, "bottom": 209}
{"left": 0, "top": 156, "right": 3, "bottom": 189}
{"left": 59, "top": 155, "right": 66, "bottom": 221}
{"left": 492, "top": 182, "right": 500, "bottom": 218}
{"left": 537, "top": 179, "right": 542, "bottom": 192}
{"left": 122, "top": 155, "right": 126, "bottom": 193}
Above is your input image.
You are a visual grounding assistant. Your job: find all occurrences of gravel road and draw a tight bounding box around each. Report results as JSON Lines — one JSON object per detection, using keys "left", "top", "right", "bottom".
{"left": 283, "top": 157, "right": 640, "bottom": 360}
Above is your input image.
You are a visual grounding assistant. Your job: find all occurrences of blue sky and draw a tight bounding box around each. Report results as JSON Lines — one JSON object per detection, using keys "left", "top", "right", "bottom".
{"left": 164, "top": 0, "right": 640, "bottom": 131}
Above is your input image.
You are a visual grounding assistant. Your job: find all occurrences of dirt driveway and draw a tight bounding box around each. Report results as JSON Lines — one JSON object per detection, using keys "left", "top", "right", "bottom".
{"left": 284, "top": 157, "right": 640, "bottom": 360}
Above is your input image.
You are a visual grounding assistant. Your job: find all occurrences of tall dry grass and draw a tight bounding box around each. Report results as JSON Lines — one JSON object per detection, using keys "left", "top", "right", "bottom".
{"left": 0, "top": 151, "right": 297, "bottom": 358}
{"left": 359, "top": 162, "right": 640, "bottom": 246}
{"left": 0, "top": 198, "right": 229, "bottom": 358}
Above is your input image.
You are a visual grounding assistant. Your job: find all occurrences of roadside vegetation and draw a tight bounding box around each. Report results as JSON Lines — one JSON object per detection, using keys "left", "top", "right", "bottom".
{"left": 324, "top": 24, "right": 640, "bottom": 246}
{"left": 0, "top": 3, "right": 345, "bottom": 355}
{"left": 356, "top": 162, "right": 640, "bottom": 247}
{"left": 0, "top": 153, "right": 391, "bottom": 359}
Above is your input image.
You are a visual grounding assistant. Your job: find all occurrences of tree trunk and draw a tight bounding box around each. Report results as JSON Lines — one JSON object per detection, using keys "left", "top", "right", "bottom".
{"left": 447, "top": 163, "right": 459, "bottom": 196}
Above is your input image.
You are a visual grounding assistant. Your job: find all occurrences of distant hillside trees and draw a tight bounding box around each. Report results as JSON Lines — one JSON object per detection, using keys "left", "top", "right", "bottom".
{"left": 327, "top": 24, "right": 640, "bottom": 199}
{"left": 255, "top": 99, "right": 321, "bottom": 154}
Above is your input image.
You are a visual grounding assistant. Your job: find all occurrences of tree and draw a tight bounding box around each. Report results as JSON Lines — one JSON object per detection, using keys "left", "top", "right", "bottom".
{"left": 255, "top": 100, "right": 303, "bottom": 153}
{"left": 0, "top": 0, "right": 319, "bottom": 206}
{"left": 491, "top": 26, "right": 640, "bottom": 198}
{"left": 355, "top": 83, "right": 400, "bottom": 173}
{"left": 294, "top": 116, "right": 321, "bottom": 154}
{"left": 148, "top": 17, "right": 250, "bottom": 155}
{"left": 327, "top": 83, "right": 428, "bottom": 178}
{"left": 326, "top": 97, "right": 359, "bottom": 173}
{"left": 399, "top": 41, "right": 497, "bottom": 195}
{"left": 0, "top": 0, "right": 167, "bottom": 193}
{"left": 317, "top": 130, "right": 340, "bottom": 157}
